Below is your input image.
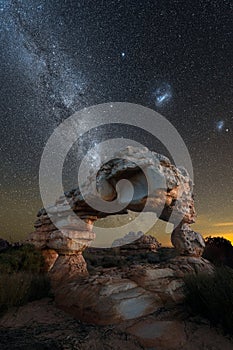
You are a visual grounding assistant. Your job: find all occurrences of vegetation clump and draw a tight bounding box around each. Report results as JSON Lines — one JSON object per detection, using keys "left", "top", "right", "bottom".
{"left": 0, "top": 243, "right": 50, "bottom": 314}
{"left": 203, "top": 236, "right": 233, "bottom": 268}
{"left": 0, "top": 244, "right": 45, "bottom": 273}
{"left": 184, "top": 266, "right": 233, "bottom": 335}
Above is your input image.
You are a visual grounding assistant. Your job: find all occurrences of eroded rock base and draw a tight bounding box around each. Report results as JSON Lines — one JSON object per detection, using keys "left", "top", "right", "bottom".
{"left": 54, "top": 252, "right": 213, "bottom": 325}
{"left": 49, "top": 253, "right": 89, "bottom": 290}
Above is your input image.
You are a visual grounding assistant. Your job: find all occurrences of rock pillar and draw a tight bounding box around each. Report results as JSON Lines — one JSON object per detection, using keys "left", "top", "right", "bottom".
{"left": 26, "top": 213, "right": 96, "bottom": 288}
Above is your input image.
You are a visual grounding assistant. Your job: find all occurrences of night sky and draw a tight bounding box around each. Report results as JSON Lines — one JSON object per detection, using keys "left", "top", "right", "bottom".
{"left": 1, "top": 0, "right": 233, "bottom": 243}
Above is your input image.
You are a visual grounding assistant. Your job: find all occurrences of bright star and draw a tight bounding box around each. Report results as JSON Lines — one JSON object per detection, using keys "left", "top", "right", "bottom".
{"left": 121, "top": 52, "right": 125, "bottom": 58}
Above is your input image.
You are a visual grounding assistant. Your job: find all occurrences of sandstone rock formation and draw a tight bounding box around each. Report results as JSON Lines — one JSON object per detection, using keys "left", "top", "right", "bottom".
{"left": 112, "top": 231, "right": 145, "bottom": 247}
{"left": 26, "top": 146, "right": 209, "bottom": 325}
{"left": 171, "top": 223, "right": 205, "bottom": 257}
{"left": 111, "top": 231, "right": 161, "bottom": 251}
{"left": 27, "top": 208, "right": 96, "bottom": 282}
{"left": 28, "top": 146, "right": 204, "bottom": 261}
{"left": 54, "top": 254, "right": 213, "bottom": 325}
{"left": 95, "top": 147, "right": 195, "bottom": 224}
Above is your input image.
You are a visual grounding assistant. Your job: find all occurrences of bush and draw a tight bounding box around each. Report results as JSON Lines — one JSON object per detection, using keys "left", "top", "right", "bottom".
{"left": 0, "top": 244, "right": 45, "bottom": 274}
{"left": 184, "top": 267, "right": 233, "bottom": 335}
{"left": 203, "top": 236, "right": 233, "bottom": 268}
{"left": 0, "top": 244, "right": 50, "bottom": 314}
{"left": 0, "top": 272, "right": 51, "bottom": 314}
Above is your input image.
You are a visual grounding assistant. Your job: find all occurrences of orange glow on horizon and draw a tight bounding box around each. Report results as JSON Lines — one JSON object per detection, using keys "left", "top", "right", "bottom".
{"left": 193, "top": 216, "right": 233, "bottom": 246}
{"left": 213, "top": 222, "right": 233, "bottom": 228}
{"left": 204, "top": 232, "right": 233, "bottom": 245}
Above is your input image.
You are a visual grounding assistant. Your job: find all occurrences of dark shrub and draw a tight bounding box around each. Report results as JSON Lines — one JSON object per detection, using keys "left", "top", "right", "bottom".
{"left": 0, "top": 272, "right": 51, "bottom": 314}
{"left": 27, "top": 273, "right": 51, "bottom": 302}
{"left": 102, "top": 255, "right": 124, "bottom": 268}
{"left": 0, "top": 244, "right": 50, "bottom": 314}
{"left": 203, "top": 236, "right": 233, "bottom": 268}
{"left": 184, "top": 266, "right": 233, "bottom": 335}
{"left": 0, "top": 244, "right": 45, "bottom": 273}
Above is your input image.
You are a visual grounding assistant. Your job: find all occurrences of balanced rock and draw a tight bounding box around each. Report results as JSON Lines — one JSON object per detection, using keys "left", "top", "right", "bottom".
{"left": 171, "top": 223, "right": 205, "bottom": 257}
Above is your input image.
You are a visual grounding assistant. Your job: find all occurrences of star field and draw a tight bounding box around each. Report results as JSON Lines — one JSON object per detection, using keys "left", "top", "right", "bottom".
{"left": 0, "top": 0, "right": 233, "bottom": 241}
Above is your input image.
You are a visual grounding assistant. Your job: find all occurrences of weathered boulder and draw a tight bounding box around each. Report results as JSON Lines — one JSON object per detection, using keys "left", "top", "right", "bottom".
{"left": 171, "top": 223, "right": 205, "bottom": 257}
{"left": 55, "top": 276, "right": 163, "bottom": 325}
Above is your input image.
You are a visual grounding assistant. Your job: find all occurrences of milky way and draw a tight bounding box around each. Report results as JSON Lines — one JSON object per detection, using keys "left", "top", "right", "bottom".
{"left": 0, "top": 0, "right": 233, "bottom": 241}
{"left": 1, "top": 0, "right": 88, "bottom": 122}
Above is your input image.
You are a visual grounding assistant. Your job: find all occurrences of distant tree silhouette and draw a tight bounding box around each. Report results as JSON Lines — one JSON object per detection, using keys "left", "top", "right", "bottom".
{"left": 203, "top": 236, "right": 233, "bottom": 268}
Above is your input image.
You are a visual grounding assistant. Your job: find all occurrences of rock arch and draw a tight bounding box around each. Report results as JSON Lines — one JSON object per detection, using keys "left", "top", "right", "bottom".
{"left": 27, "top": 147, "right": 205, "bottom": 279}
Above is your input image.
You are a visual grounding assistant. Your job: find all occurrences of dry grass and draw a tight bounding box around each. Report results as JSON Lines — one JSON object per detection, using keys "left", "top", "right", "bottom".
{"left": 0, "top": 272, "right": 51, "bottom": 314}
{"left": 0, "top": 244, "right": 50, "bottom": 314}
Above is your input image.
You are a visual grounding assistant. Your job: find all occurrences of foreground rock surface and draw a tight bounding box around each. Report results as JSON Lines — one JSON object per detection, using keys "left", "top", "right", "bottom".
{"left": 54, "top": 252, "right": 214, "bottom": 325}
{"left": 0, "top": 298, "right": 232, "bottom": 350}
